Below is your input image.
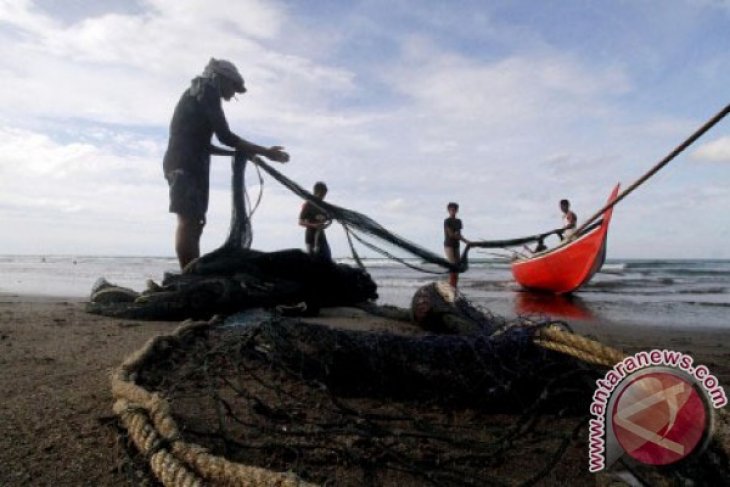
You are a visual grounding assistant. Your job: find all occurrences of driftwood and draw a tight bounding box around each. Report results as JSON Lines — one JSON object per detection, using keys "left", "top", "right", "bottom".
{"left": 410, "top": 281, "right": 506, "bottom": 335}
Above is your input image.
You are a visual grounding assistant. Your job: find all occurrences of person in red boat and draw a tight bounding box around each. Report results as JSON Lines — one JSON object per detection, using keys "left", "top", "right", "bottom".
{"left": 559, "top": 199, "right": 577, "bottom": 240}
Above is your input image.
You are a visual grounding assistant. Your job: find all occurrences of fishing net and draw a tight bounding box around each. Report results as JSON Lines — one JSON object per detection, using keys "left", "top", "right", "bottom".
{"left": 114, "top": 311, "right": 599, "bottom": 486}
{"left": 86, "top": 153, "right": 592, "bottom": 320}
{"left": 112, "top": 300, "right": 730, "bottom": 487}
{"left": 245, "top": 154, "right": 605, "bottom": 271}
{"left": 244, "top": 155, "right": 457, "bottom": 274}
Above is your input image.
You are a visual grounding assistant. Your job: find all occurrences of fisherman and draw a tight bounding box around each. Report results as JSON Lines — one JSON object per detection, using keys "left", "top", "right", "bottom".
{"left": 163, "top": 58, "right": 289, "bottom": 269}
{"left": 559, "top": 199, "right": 578, "bottom": 240}
{"left": 299, "top": 182, "right": 332, "bottom": 261}
{"left": 444, "top": 202, "right": 470, "bottom": 287}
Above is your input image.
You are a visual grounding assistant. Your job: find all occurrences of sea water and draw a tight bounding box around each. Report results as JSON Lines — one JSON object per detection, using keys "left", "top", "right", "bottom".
{"left": 0, "top": 255, "right": 728, "bottom": 329}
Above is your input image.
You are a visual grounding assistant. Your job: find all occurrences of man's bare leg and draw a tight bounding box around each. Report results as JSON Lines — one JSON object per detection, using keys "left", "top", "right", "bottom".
{"left": 175, "top": 214, "right": 204, "bottom": 269}
{"left": 449, "top": 271, "right": 458, "bottom": 288}
{"left": 444, "top": 246, "right": 459, "bottom": 288}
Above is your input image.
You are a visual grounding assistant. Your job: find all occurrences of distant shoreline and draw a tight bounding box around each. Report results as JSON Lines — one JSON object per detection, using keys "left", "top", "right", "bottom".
{"left": 1, "top": 255, "right": 728, "bottom": 331}
{"left": 0, "top": 292, "right": 84, "bottom": 303}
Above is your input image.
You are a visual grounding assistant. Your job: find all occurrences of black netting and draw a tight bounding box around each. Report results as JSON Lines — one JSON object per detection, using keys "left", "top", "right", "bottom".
{"left": 134, "top": 316, "right": 602, "bottom": 486}
{"left": 248, "top": 155, "right": 459, "bottom": 273}
{"left": 222, "top": 154, "right": 604, "bottom": 274}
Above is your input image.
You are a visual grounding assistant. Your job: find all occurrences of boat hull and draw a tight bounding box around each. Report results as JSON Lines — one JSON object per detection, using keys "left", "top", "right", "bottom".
{"left": 511, "top": 184, "right": 620, "bottom": 294}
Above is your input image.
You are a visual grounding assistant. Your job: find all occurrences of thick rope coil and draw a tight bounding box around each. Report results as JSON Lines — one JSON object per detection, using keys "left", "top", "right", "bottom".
{"left": 533, "top": 326, "right": 626, "bottom": 368}
{"left": 115, "top": 398, "right": 204, "bottom": 487}
{"left": 172, "top": 442, "right": 312, "bottom": 487}
{"left": 111, "top": 318, "right": 316, "bottom": 487}
{"left": 150, "top": 450, "right": 202, "bottom": 487}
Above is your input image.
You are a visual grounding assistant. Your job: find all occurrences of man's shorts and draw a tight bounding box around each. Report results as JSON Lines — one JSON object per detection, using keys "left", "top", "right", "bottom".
{"left": 165, "top": 169, "right": 209, "bottom": 220}
{"left": 444, "top": 245, "right": 460, "bottom": 264}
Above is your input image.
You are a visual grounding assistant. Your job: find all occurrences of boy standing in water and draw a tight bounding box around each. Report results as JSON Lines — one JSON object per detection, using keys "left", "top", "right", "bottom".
{"left": 299, "top": 182, "right": 332, "bottom": 261}
{"left": 444, "top": 202, "right": 470, "bottom": 287}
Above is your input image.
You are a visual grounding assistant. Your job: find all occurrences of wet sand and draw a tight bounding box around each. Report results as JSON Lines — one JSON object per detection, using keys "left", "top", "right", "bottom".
{"left": 569, "top": 319, "right": 730, "bottom": 385}
{"left": 0, "top": 293, "right": 728, "bottom": 485}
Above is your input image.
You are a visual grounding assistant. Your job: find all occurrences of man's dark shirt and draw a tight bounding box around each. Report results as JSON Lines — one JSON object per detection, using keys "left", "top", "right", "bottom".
{"left": 444, "top": 217, "right": 463, "bottom": 249}
{"left": 163, "top": 79, "right": 242, "bottom": 181}
{"left": 300, "top": 202, "right": 328, "bottom": 246}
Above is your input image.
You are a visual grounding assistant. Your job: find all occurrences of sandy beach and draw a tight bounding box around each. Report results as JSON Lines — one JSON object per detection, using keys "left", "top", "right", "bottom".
{"left": 1, "top": 292, "right": 729, "bottom": 486}
{"left": 0, "top": 294, "right": 179, "bottom": 486}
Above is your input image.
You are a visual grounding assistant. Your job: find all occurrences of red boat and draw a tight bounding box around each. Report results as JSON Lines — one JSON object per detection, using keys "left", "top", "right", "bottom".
{"left": 511, "top": 184, "right": 621, "bottom": 294}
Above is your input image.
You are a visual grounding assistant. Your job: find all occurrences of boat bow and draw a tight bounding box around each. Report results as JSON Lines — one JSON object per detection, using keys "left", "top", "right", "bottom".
{"left": 511, "top": 184, "right": 621, "bottom": 294}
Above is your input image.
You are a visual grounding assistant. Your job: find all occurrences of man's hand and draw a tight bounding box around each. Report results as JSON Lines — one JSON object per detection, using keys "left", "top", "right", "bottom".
{"left": 266, "top": 146, "right": 290, "bottom": 163}
{"left": 312, "top": 220, "right": 331, "bottom": 230}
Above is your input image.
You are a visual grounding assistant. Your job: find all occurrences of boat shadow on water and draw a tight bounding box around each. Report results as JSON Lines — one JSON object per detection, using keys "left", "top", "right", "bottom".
{"left": 514, "top": 291, "right": 595, "bottom": 321}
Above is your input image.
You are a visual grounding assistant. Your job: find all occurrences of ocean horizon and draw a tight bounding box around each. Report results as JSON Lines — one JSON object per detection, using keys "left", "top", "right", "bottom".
{"left": 1, "top": 254, "right": 729, "bottom": 329}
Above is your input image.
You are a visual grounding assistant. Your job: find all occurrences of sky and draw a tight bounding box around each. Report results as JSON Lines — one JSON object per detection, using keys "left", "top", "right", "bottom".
{"left": 0, "top": 0, "right": 728, "bottom": 259}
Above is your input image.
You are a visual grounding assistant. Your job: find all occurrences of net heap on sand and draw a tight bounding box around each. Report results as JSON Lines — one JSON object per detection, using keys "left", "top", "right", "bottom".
{"left": 111, "top": 292, "right": 730, "bottom": 486}
{"left": 112, "top": 315, "right": 593, "bottom": 486}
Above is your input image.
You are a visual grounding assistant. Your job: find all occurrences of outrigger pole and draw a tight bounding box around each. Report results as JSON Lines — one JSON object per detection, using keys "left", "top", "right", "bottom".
{"left": 574, "top": 103, "right": 730, "bottom": 236}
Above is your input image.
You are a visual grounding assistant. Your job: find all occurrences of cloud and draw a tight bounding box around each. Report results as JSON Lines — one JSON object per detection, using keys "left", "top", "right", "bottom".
{"left": 0, "top": 125, "right": 165, "bottom": 226}
{"left": 0, "top": 123, "right": 193, "bottom": 256}
{"left": 382, "top": 197, "right": 407, "bottom": 212}
{"left": 0, "top": 1, "right": 728, "bottom": 258}
{"left": 692, "top": 135, "right": 730, "bottom": 163}
{"left": 385, "top": 42, "right": 630, "bottom": 139}
{"left": 0, "top": 0, "right": 355, "bottom": 127}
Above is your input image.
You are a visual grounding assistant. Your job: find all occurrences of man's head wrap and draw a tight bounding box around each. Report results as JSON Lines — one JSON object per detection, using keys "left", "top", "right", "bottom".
{"left": 202, "top": 58, "right": 246, "bottom": 93}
